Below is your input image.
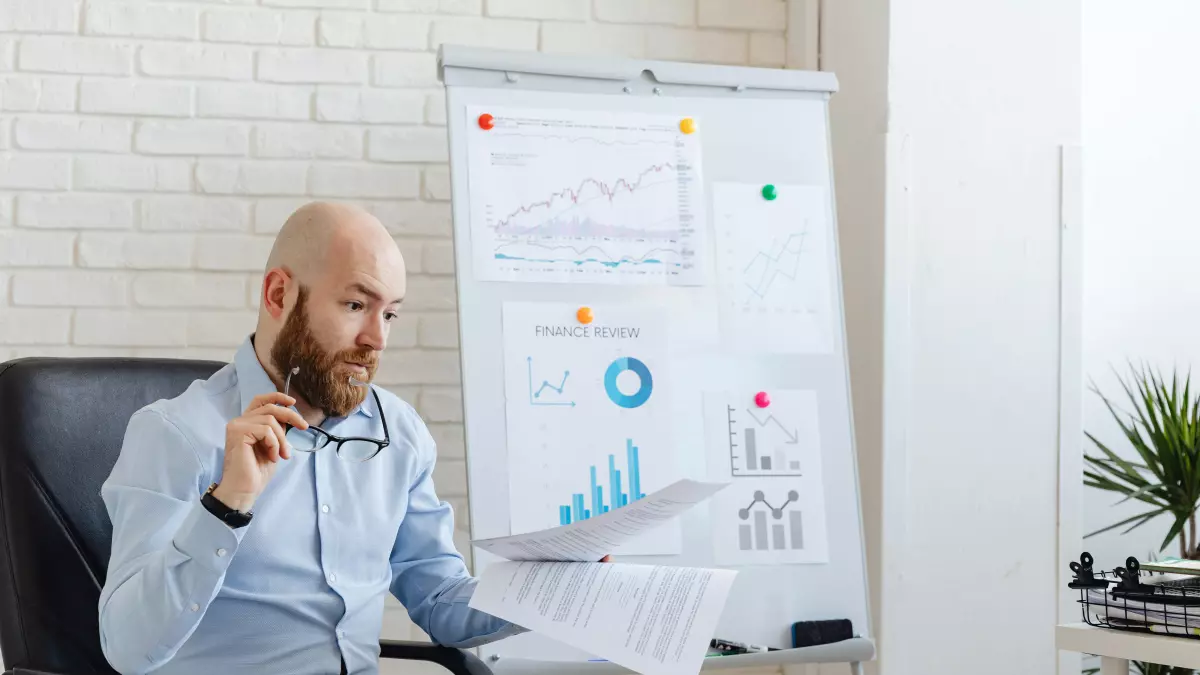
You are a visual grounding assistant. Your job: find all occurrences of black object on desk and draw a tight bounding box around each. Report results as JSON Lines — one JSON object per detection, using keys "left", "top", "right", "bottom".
{"left": 792, "top": 619, "right": 854, "bottom": 648}
{"left": 1068, "top": 551, "right": 1111, "bottom": 590}
{"left": 1069, "top": 551, "right": 1200, "bottom": 640}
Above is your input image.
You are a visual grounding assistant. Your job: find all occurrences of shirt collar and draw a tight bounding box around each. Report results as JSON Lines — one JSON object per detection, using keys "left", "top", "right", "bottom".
{"left": 233, "top": 335, "right": 374, "bottom": 419}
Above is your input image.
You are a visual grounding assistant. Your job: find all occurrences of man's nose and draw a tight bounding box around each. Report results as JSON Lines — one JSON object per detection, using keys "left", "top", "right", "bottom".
{"left": 358, "top": 315, "right": 386, "bottom": 351}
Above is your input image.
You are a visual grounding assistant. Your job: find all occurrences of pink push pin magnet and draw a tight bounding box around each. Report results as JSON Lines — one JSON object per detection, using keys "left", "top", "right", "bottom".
{"left": 754, "top": 391, "right": 770, "bottom": 408}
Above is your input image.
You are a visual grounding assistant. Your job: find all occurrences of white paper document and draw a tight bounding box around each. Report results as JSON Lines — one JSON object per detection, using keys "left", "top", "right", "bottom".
{"left": 473, "top": 479, "right": 728, "bottom": 562}
{"left": 470, "top": 561, "right": 737, "bottom": 675}
{"left": 502, "top": 301, "right": 683, "bottom": 556}
{"left": 703, "top": 391, "right": 830, "bottom": 566}
{"left": 713, "top": 182, "right": 835, "bottom": 354}
{"left": 466, "top": 106, "right": 707, "bottom": 286}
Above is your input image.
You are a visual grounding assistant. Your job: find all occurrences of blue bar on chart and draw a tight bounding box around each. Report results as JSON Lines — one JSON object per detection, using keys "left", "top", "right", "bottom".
{"left": 626, "top": 439, "right": 643, "bottom": 501}
{"left": 558, "top": 438, "right": 645, "bottom": 525}
{"left": 611, "top": 459, "right": 624, "bottom": 511}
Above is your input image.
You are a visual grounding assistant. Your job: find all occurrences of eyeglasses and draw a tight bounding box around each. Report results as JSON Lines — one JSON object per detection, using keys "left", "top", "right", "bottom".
{"left": 282, "top": 366, "right": 390, "bottom": 463}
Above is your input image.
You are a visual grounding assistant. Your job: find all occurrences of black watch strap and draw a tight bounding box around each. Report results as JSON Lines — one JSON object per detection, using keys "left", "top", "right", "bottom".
{"left": 201, "top": 483, "right": 253, "bottom": 529}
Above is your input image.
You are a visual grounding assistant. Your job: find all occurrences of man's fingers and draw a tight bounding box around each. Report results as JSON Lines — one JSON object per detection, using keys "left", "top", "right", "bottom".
{"left": 249, "top": 415, "right": 290, "bottom": 462}
{"left": 245, "top": 392, "right": 296, "bottom": 414}
{"left": 241, "top": 421, "right": 281, "bottom": 463}
{"left": 256, "top": 423, "right": 281, "bottom": 463}
{"left": 252, "top": 403, "right": 308, "bottom": 430}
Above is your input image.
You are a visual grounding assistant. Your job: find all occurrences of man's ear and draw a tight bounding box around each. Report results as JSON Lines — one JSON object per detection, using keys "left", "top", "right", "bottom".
{"left": 262, "top": 268, "right": 291, "bottom": 320}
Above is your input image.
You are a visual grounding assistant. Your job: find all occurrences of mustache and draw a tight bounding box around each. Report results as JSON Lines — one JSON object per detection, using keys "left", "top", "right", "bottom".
{"left": 337, "top": 349, "right": 379, "bottom": 367}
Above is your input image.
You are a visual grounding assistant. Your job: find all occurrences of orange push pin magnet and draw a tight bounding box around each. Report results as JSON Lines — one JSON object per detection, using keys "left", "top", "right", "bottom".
{"left": 478, "top": 113, "right": 495, "bottom": 130}
{"left": 679, "top": 117, "right": 696, "bottom": 134}
{"left": 576, "top": 307, "right": 594, "bottom": 325}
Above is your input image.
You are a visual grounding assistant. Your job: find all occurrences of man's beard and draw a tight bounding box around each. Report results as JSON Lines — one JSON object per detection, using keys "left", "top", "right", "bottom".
{"left": 270, "top": 286, "right": 379, "bottom": 418}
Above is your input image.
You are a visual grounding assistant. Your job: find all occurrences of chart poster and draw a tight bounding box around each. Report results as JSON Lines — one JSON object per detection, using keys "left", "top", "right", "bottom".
{"left": 703, "top": 391, "right": 830, "bottom": 565}
{"left": 713, "top": 182, "right": 835, "bottom": 354}
{"left": 467, "top": 107, "right": 707, "bottom": 286}
{"left": 502, "top": 302, "right": 682, "bottom": 555}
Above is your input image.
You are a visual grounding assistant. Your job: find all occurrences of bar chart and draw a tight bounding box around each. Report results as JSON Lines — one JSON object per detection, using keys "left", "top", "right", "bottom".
{"left": 737, "top": 490, "right": 804, "bottom": 551}
{"left": 726, "top": 404, "right": 805, "bottom": 477}
{"left": 558, "top": 439, "right": 644, "bottom": 525}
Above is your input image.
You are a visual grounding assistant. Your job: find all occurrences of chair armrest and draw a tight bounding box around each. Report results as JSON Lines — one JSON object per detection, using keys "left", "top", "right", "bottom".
{"left": 378, "top": 639, "right": 493, "bottom": 675}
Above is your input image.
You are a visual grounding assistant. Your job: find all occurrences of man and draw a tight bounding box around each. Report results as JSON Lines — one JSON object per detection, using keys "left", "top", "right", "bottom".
{"left": 99, "top": 203, "right": 598, "bottom": 674}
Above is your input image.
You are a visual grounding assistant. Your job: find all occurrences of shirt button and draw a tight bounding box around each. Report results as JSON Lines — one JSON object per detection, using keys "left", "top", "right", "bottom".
{"left": 337, "top": 629, "right": 346, "bottom": 639}
{"left": 216, "top": 548, "right": 227, "bottom": 557}
{"left": 190, "top": 603, "right": 200, "bottom": 612}
{"left": 321, "top": 504, "right": 330, "bottom": 514}
{"left": 328, "top": 573, "right": 337, "bottom": 584}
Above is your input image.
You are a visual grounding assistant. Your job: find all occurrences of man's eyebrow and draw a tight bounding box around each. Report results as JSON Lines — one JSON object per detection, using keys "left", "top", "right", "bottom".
{"left": 348, "top": 282, "right": 404, "bottom": 305}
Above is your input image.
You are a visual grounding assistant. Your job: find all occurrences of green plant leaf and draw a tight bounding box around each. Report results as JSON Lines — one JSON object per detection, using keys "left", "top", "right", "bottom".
{"left": 1162, "top": 513, "right": 1191, "bottom": 553}
{"left": 1085, "top": 364, "right": 1200, "bottom": 551}
{"left": 1084, "top": 508, "right": 1168, "bottom": 539}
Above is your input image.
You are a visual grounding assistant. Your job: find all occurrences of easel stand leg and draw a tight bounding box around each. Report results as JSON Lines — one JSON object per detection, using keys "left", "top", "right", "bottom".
{"left": 850, "top": 662, "right": 863, "bottom": 675}
{"left": 1100, "top": 656, "right": 1129, "bottom": 675}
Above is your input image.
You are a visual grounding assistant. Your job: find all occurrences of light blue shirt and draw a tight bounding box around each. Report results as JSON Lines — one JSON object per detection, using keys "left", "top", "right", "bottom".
{"left": 99, "top": 336, "right": 519, "bottom": 675}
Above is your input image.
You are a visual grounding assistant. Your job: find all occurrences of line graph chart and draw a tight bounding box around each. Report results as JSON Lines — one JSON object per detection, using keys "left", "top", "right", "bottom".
{"left": 527, "top": 356, "right": 574, "bottom": 407}
{"left": 490, "top": 164, "right": 678, "bottom": 237}
{"left": 468, "top": 107, "right": 706, "bottom": 285}
{"left": 744, "top": 232, "right": 805, "bottom": 299}
{"left": 714, "top": 182, "right": 835, "bottom": 354}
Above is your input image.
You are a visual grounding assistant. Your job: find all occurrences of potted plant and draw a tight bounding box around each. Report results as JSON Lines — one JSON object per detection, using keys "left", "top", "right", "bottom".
{"left": 1085, "top": 365, "right": 1200, "bottom": 558}
{"left": 1083, "top": 365, "right": 1200, "bottom": 674}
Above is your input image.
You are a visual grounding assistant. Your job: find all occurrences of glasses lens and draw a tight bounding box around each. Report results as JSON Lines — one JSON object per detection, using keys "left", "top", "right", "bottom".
{"left": 338, "top": 440, "right": 381, "bottom": 462}
{"left": 287, "top": 427, "right": 328, "bottom": 452}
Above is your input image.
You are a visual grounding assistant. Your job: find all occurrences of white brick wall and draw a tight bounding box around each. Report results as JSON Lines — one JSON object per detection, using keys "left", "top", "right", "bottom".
{"left": 0, "top": 0, "right": 789, "bottom": 649}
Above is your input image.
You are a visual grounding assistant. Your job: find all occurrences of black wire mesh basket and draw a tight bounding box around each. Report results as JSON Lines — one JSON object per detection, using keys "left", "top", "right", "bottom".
{"left": 1070, "top": 552, "right": 1200, "bottom": 639}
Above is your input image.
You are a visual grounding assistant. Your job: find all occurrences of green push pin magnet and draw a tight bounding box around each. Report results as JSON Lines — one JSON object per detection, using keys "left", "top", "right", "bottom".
{"left": 761, "top": 184, "right": 777, "bottom": 201}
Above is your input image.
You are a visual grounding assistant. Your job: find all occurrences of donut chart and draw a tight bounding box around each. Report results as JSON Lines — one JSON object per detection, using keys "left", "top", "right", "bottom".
{"left": 604, "top": 357, "right": 653, "bottom": 408}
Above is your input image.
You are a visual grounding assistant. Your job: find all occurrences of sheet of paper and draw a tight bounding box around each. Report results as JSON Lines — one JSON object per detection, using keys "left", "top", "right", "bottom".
{"left": 503, "top": 301, "right": 683, "bottom": 555}
{"left": 474, "top": 479, "right": 728, "bottom": 562}
{"left": 470, "top": 561, "right": 736, "bottom": 675}
{"left": 467, "top": 106, "right": 707, "bottom": 285}
{"left": 704, "top": 391, "right": 830, "bottom": 565}
{"left": 713, "top": 182, "right": 835, "bottom": 354}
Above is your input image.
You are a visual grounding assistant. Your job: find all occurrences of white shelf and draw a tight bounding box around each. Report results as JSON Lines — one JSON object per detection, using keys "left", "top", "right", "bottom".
{"left": 1057, "top": 623, "right": 1200, "bottom": 669}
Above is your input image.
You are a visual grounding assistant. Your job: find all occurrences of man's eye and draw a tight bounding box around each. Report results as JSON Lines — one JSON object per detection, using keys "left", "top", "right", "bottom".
{"left": 346, "top": 302, "right": 364, "bottom": 311}
{"left": 384, "top": 312, "right": 398, "bottom": 322}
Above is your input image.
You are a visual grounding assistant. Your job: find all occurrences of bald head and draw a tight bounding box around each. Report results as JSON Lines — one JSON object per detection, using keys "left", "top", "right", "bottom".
{"left": 265, "top": 202, "right": 398, "bottom": 283}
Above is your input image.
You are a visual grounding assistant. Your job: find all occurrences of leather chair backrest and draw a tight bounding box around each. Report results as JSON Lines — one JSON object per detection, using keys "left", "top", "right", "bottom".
{"left": 0, "top": 358, "right": 223, "bottom": 674}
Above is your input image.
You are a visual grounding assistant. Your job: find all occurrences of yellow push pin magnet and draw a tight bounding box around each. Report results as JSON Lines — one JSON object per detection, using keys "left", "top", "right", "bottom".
{"left": 679, "top": 117, "right": 696, "bottom": 135}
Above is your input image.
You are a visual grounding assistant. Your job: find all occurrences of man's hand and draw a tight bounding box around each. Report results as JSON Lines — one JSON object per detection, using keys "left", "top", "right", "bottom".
{"left": 212, "top": 393, "right": 308, "bottom": 513}
{"left": 600, "top": 555, "right": 612, "bottom": 562}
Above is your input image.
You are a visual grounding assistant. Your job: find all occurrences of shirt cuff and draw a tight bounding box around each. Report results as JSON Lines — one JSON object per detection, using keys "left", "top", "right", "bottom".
{"left": 445, "top": 621, "right": 528, "bottom": 649}
{"left": 171, "top": 499, "right": 246, "bottom": 574}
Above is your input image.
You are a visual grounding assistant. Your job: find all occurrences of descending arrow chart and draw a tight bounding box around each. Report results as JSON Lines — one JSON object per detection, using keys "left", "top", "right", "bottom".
{"left": 725, "top": 391, "right": 822, "bottom": 478}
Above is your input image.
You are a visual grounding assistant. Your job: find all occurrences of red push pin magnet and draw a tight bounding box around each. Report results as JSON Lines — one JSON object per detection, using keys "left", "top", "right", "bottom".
{"left": 478, "top": 113, "right": 495, "bottom": 130}
{"left": 754, "top": 391, "right": 771, "bottom": 408}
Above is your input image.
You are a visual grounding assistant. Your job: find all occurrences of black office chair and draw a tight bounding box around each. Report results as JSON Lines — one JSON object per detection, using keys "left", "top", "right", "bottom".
{"left": 0, "top": 358, "right": 492, "bottom": 675}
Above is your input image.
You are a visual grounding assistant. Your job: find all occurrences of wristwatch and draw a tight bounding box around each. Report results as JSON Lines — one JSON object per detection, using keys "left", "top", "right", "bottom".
{"left": 201, "top": 483, "right": 253, "bottom": 529}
